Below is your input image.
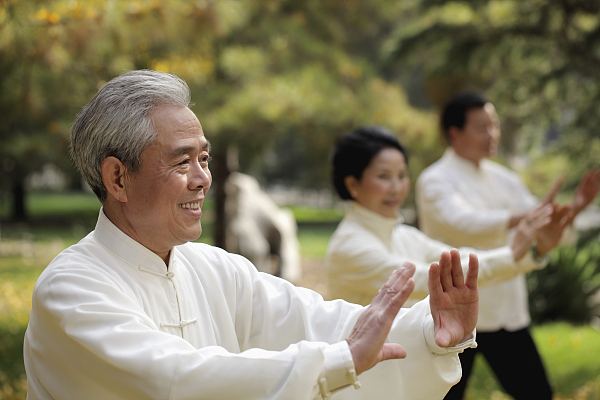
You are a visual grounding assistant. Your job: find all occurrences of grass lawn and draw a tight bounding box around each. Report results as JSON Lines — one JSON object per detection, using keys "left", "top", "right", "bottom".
{"left": 1, "top": 192, "right": 599, "bottom": 399}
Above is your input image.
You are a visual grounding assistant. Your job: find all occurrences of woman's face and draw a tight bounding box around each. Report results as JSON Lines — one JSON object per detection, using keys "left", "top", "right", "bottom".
{"left": 345, "top": 147, "right": 410, "bottom": 218}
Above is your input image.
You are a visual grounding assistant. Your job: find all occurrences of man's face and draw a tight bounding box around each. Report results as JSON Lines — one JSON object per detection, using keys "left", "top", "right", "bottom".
{"left": 122, "top": 105, "right": 211, "bottom": 256}
{"left": 451, "top": 103, "right": 500, "bottom": 164}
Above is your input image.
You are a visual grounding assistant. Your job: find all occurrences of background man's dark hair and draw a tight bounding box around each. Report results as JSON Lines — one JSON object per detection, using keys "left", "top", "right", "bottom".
{"left": 441, "top": 92, "right": 489, "bottom": 143}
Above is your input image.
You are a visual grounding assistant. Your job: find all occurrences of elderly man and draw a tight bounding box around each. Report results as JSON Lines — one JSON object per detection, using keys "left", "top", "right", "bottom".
{"left": 416, "top": 91, "right": 600, "bottom": 400}
{"left": 25, "top": 70, "right": 479, "bottom": 400}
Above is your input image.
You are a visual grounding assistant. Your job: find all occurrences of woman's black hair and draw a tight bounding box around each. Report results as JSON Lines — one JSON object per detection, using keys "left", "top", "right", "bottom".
{"left": 331, "top": 126, "right": 408, "bottom": 200}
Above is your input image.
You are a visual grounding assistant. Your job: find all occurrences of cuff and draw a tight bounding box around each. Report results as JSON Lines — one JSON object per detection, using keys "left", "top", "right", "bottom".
{"left": 529, "top": 244, "right": 549, "bottom": 266}
{"left": 422, "top": 317, "right": 478, "bottom": 355}
{"left": 318, "top": 341, "right": 361, "bottom": 399}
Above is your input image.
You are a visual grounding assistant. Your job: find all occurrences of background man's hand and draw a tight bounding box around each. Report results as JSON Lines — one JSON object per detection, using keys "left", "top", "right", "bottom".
{"left": 428, "top": 250, "right": 479, "bottom": 347}
{"left": 510, "top": 204, "right": 553, "bottom": 260}
{"left": 535, "top": 204, "right": 572, "bottom": 256}
{"left": 508, "top": 175, "right": 563, "bottom": 229}
{"left": 346, "top": 263, "right": 415, "bottom": 375}
{"left": 571, "top": 169, "right": 600, "bottom": 216}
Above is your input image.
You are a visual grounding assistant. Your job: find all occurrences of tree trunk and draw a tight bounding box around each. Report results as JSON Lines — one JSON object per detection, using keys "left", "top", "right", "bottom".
{"left": 212, "top": 145, "right": 239, "bottom": 249}
{"left": 213, "top": 148, "right": 228, "bottom": 249}
{"left": 11, "top": 177, "right": 27, "bottom": 221}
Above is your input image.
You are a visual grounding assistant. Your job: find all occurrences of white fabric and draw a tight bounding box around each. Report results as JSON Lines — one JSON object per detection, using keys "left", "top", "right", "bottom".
{"left": 416, "top": 149, "right": 538, "bottom": 331}
{"left": 25, "top": 210, "right": 468, "bottom": 400}
{"left": 326, "top": 202, "right": 542, "bottom": 307}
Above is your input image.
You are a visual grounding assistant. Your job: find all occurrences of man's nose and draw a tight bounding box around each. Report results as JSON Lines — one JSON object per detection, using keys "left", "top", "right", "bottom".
{"left": 189, "top": 162, "right": 211, "bottom": 191}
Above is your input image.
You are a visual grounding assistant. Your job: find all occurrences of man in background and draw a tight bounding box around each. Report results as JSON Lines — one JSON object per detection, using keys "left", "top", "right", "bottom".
{"left": 416, "top": 91, "right": 600, "bottom": 399}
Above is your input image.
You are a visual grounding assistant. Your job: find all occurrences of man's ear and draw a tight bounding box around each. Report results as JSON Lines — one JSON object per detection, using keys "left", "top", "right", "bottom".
{"left": 101, "top": 156, "right": 128, "bottom": 203}
{"left": 344, "top": 176, "right": 359, "bottom": 199}
{"left": 448, "top": 126, "right": 462, "bottom": 145}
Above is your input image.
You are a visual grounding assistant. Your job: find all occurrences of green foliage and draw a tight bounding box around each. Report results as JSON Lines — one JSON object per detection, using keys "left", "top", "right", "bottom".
{"left": 522, "top": 134, "right": 600, "bottom": 200}
{"left": 1, "top": 0, "right": 443, "bottom": 220}
{"left": 290, "top": 206, "right": 343, "bottom": 224}
{"left": 297, "top": 225, "right": 337, "bottom": 260}
{"left": 0, "top": 251, "right": 50, "bottom": 400}
{"left": 383, "top": 0, "right": 600, "bottom": 194}
{"left": 528, "top": 227, "right": 600, "bottom": 324}
{"left": 0, "top": 190, "right": 100, "bottom": 228}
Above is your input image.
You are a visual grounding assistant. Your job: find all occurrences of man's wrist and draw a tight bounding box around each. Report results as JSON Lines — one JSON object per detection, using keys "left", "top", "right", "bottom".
{"left": 531, "top": 243, "right": 548, "bottom": 262}
{"left": 318, "top": 341, "right": 361, "bottom": 399}
{"left": 422, "top": 318, "right": 478, "bottom": 355}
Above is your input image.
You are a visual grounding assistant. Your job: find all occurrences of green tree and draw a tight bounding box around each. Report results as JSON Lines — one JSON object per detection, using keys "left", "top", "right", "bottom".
{"left": 383, "top": 0, "right": 600, "bottom": 186}
{"left": 0, "top": 0, "right": 134, "bottom": 220}
{"left": 1, "top": 0, "right": 439, "bottom": 238}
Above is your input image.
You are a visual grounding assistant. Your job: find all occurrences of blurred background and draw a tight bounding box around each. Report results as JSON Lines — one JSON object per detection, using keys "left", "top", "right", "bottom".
{"left": 1, "top": 1, "right": 599, "bottom": 399}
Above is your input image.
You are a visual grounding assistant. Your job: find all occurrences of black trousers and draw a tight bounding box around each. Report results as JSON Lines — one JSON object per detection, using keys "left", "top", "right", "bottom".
{"left": 444, "top": 327, "right": 553, "bottom": 400}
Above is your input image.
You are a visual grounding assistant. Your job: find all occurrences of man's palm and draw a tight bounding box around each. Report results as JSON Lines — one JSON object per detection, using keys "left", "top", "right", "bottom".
{"left": 428, "top": 251, "right": 479, "bottom": 347}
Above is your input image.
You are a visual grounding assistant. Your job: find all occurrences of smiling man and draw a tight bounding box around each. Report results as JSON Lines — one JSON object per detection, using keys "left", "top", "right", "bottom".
{"left": 24, "top": 70, "right": 481, "bottom": 400}
{"left": 99, "top": 103, "right": 211, "bottom": 261}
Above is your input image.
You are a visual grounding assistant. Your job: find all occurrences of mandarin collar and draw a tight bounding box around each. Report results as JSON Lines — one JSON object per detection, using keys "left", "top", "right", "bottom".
{"left": 345, "top": 202, "right": 403, "bottom": 247}
{"left": 93, "top": 208, "right": 176, "bottom": 273}
{"left": 444, "top": 148, "right": 490, "bottom": 175}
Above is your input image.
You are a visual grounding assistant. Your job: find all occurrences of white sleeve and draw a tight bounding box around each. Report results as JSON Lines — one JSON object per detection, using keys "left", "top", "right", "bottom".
{"left": 409, "top": 227, "right": 545, "bottom": 285}
{"left": 329, "top": 225, "right": 543, "bottom": 304}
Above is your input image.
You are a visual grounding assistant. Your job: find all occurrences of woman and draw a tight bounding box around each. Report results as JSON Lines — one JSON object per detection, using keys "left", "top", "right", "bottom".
{"left": 326, "top": 126, "right": 567, "bottom": 306}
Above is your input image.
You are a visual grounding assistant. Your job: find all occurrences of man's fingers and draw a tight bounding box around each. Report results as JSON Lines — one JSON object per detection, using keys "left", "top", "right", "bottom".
{"left": 428, "top": 262, "right": 443, "bottom": 298}
{"left": 465, "top": 254, "right": 479, "bottom": 290}
{"left": 390, "top": 278, "right": 415, "bottom": 308}
{"left": 380, "top": 343, "right": 407, "bottom": 361}
{"left": 399, "top": 262, "right": 416, "bottom": 279}
{"left": 530, "top": 216, "right": 551, "bottom": 231}
{"left": 372, "top": 263, "right": 416, "bottom": 313}
{"left": 348, "top": 264, "right": 415, "bottom": 374}
{"left": 374, "top": 263, "right": 415, "bottom": 303}
{"left": 557, "top": 205, "right": 572, "bottom": 220}
{"left": 581, "top": 170, "right": 600, "bottom": 192}
{"left": 439, "top": 252, "right": 453, "bottom": 292}
{"left": 450, "top": 249, "right": 465, "bottom": 288}
{"left": 548, "top": 204, "right": 571, "bottom": 225}
{"left": 557, "top": 205, "right": 575, "bottom": 229}
{"left": 525, "top": 204, "right": 553, "bottom": 232}
{"left": 530, "top": 204, "right": 552, "bottom": 223}
{"left": 574, "top": 169, "right": 600, "bottom": 210}
{"left": 537, "top": 204, "right": 553, "bottom": 219}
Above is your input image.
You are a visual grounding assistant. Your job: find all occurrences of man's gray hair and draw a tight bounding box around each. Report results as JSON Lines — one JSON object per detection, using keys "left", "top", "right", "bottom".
{"left": 70, "top": 69, "right": 191, "bottom": 201}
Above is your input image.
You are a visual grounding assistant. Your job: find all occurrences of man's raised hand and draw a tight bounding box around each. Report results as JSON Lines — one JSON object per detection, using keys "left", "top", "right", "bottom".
{"left": 346, "top": 263, "right": 415, "bottom": 375}
{"left": 428, "top": 250, "right": 479, "bottom": 347}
